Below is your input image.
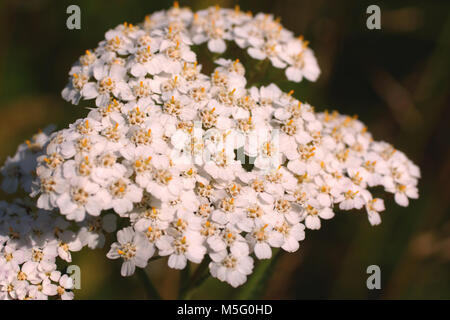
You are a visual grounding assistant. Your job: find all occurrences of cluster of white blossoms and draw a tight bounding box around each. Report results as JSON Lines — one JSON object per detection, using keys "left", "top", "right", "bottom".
{"left": 1, "top": 127, "right": 54, "bottom": 195}
{"left": 0, "top": 198, "right": 114, "bottom": 300}
{"left": 0, "top": 134, "right": 116, "bottom": 300}
{"left": 0, "top": 4, "right": 420, "bottom": 297}
{"left": 61, "top": 3, "right": 319, "bottom": 108}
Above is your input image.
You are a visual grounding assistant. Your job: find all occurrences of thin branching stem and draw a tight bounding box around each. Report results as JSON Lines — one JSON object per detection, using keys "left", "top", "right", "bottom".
{"left": 136, "top": 268, "right": 162, "bottom": 300}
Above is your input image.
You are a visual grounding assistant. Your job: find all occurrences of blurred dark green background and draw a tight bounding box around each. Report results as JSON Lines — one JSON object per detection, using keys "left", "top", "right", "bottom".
{"left": 0, "top": 0, "right": 449, "bottom": 299}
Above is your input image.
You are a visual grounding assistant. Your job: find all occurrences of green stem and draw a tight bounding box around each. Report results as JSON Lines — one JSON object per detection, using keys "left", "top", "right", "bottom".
{"left": 235, "top": 249, "right": 282, "bottom": 299}
{"left": 184, "top": 274, "right": 211, "bottom": 300}
{"left": 136, "top": 268, "right": 162, "bottom": 300}
{"left": 177, "top": 262, "right": 191, "bottom": 299}
{"left": 148, "top": 255, "right": 163, "bottom": 263}
{"left": 179, "top": 257, "right": 211, "bottom": 300}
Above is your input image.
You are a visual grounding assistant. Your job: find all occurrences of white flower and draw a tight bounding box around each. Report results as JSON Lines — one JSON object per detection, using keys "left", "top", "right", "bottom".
{"left": 302, "top": 200, "right": 335, "bottom": 230}
{"left": 245, "top": 221, "right": 283, "bottom": 259}
{"left": 248, "top": 40, "right": 286, "bottom": 68}
{"left": 276, "top": 222, "right": 305, "bottom": 252}
{"left": 107, "top": 227, "right": 152, "bottom": 276}
{"left": 207, "top": 228, "right": 249, "bottom": 259}
{"left": 0, "top": 245, "right": 29, "bottom": 270}
{"left": 82, "top": 64, "right": 133, "bottom": 107}
{"left": 1, "top": 127, "right": 54, "bottom": 194}
{"left": 334, "top": 180, "right": 366, "bottom": 211}
{"left": 145, "top": 156, "right": 183, "bottom": 202}
{"left": 280, "top": 40, "right": 320, "bottom": 82}
{"left": 0, "top": 199, "right": 85, "bottom": 300}
{"left": 209, "top": 247, "right": 253, "bottom": 288}
{"left": 78, "top": 214, "right": 117, "bottom": 249}
{"left": 130, "top": 43, "right": 164, "bottom": 77}
{"left": 192, "top": 17, "right": 231, "bottom": 53}
{"left": 365, "top": 198, "right": 385, "bottom": 226}
{"left": 156, "top": 232, "right": 206, "bottom": 269}
{"left": 52, "top": 273, "right": 74, "bottom": 300}
{"left": 105, "top": 178, "right": 143, "bottom": 215}
{"left": 55, "top": 177, "right": 109, "bottom": 221}
{"left": 57, "top": 231, "right": 83, "bottom": 262}
{"left": 386, "top": 182, "right": 418, "bottom": 207}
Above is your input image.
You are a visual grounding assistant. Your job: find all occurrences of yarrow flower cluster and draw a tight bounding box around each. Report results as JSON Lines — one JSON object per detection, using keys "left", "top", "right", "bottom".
{"left": 0, "top": 4, "right": 420, "bottom": 298}
{"left": 0, "top": 199, "right": 115, "bottom": 300}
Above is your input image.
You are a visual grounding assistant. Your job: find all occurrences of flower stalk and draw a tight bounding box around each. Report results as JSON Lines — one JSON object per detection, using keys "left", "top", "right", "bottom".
{"left": 136, "top": 268, "right": 162, "bottom": 300}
